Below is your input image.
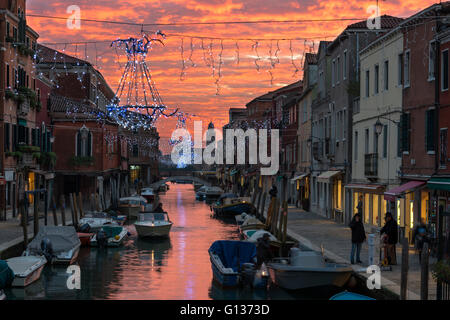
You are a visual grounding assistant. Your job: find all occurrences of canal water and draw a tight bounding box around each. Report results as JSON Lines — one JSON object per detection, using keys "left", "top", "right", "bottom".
{"left": 4, "top": 183, "right": 368, "bottom": 300}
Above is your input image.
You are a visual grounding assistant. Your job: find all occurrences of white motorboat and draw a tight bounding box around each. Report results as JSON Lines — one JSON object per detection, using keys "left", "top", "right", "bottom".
{"left": 24, "top": 226, "right": 81, "bottom": 265}
{"left": 6, "top": 256, "right": 47, "bottom": 287}
{"left": 140, "top": 188, "right": 160, "bottom": 213}
{"left": 196, "top": 186, "right": 207, "bottom": 200}
{"left": 118, "top": 196, "right": 147, "bottom": 218}
{"left": 134, "top": 212, "right": 173, "bottom": 238}
{"left": 205, "top": 186, "right": 224, "bottom": 200}
{"left": 0, "top": 289, "right": 5, "bottom": 300}
{"left": 267, "top": 248, "right": 353, "bottom": 290}
{"left": 78, "top": 216, "right": 116, "bottom": 232}
{"left": 90, "top": 225, "right": 128, "bottom": 247}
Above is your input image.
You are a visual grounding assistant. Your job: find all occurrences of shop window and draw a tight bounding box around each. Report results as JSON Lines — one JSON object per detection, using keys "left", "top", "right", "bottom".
{"left": 373, "top": 194, "right": 379, "bottom": 226}
{"left": 364, "top": 193, "right": 370, "bottom": 224}
{"left": 421, "top": 192, "right": 429, "bottom": 224}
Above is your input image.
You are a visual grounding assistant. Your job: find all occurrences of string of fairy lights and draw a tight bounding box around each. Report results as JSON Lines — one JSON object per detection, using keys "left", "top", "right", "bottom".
{"left": 13, "top": 11, "right": 440, "bottom": 150}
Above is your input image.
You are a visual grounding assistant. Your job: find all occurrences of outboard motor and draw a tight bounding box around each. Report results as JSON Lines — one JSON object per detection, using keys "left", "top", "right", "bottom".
{"left": 240, "top": 263, "right": 256, "bottom": 287}
{"left": 96, "top": 229, "right": 108, "bottom": 248}
{"left": 78, "top": 223, "right": 91, "bottom": 233}
{"left": 40, "top": 237, "right": 54, "bottom": 264}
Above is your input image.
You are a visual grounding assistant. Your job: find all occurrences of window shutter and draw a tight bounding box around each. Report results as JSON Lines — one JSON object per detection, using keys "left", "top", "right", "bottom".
{"left": 25, "top": 127, "right": 29, "bottom": 145}
{"left": 426, "top": 109, "right": 435, "bottom": 152}
{"left": 76, "top": 132, "right": 81, "bottom": 157}
{"left": 397, "top": 119, "right": 402, "bottom": 157}
{"left": 12, "top": 124, "right": 17, "bottom": 151}
{"left": 31, "top": 128, "right": 35, "bottom": 146}
{"left": 87, "top": 131, "right": 92, "bottom": 157}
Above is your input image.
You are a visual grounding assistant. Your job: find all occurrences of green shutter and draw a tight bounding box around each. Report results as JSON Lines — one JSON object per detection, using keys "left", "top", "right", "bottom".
{"left": 426, "top": 109, "right": 435, "bottom": 152}
{"left": 12, "top": 124, "right": 17, "bottom": 151}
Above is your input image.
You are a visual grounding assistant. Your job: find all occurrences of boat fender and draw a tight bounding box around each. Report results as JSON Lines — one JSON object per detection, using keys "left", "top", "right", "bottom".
{"left": 78, "top": 223, "right": 91, "bottom": 233}
{"left": 40, "top": 237, "right": 54, "bottom": 263}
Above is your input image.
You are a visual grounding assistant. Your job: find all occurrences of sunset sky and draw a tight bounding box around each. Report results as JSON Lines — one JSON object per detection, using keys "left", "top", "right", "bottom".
{"left": 26, "top": 0, "right": 438, "bottom": 153}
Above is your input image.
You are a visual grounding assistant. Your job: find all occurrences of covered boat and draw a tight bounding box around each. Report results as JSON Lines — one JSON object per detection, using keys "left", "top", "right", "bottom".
{"left": 208, "top": 240, "right": 257, "bottom": 287}
{"left": 212, "top": 195, "right": 256, "bottom": 218}
{"left": 90, "top": 225, "right": 128, "bottom": 247}
{"left": 118, "top": 196, "right": 147, "bottom": 218}
{"left": 78, "top": 216, "right": 116, "bottom": 232}
{"left": 205, "top": 186, "right": 224, "bottom": 200}
{"left": 196, "top": 186, "right": 207, "bottom": 200}
{"left": 6, "top": 256, "right": 47, "bottom": 287}
{"left": 0, "top": 260, "right": 15, "bottom": 289}
{"left": 134, "top": 212, "right": 173, "bottom": 238}
{"left": 267, "top": 248, "right": 353, "bottom": 290}
{"left": 24, "top": 226, "right": 81, "bottom": 265}
{"left": 330, "top": 291, "right": 375, "bottom": 300}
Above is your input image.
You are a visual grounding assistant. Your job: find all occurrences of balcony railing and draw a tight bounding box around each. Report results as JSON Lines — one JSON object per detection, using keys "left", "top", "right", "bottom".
{"left": 365, "top": 153, "right": 378, "bottom": 177}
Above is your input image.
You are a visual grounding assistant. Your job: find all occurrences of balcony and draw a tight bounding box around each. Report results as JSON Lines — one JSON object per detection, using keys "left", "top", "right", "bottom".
{"left": 365, "top": 153, "right": 378, "bottom": 177}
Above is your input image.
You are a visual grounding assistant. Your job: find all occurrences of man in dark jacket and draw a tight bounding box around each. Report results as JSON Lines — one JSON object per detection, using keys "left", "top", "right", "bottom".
{"left": 269, "top": 185, "right": 278, "bottom": 199}
{"left": 349, "top": 214, "right": 366, "bottom": 264}
{"left": 380, "top": 212, "right": 398, "bottom": 265}
{"left": 256, "top": 233, "right": 273, "bottom": 268}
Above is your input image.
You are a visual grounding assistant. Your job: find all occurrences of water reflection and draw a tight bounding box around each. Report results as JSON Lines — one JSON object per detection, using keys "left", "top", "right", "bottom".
{"left": 4, "top": 183, "right": 363, "bottom": 300}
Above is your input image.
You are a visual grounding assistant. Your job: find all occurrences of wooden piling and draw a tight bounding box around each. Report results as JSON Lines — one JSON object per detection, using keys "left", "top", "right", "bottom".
{"left": 51, "top": 194, "right": 58, "bottom": 226}
{"left": 265, "top": 197, "right": 275, "bottom": 229}
{"left": 420, "top": 242, "right": 429, "bottom": 300}
{"left": 259, "top": 192, "right": 267, "bottom": 221}
{"left": 282, "top": 201, "right": 288, "bottom": 243}
{"left": 250, "top": 190, "right": 257, "bottom": 206}
{"left": 78, "top": 192, "right": 84, "bottom": 218}
{"left": 72, "top": 193, "right": 79, "bottom": 226}
{"left": 400, "top": 238, "right": 409, "bottom": 300}
{"left": 90, "top": 193, "right": 95, "bottom": 211}
{"left": 21, "top": 202, "right": 28, "bottom": 248}
{"left": 271, "top": 199, "right": 280, "bottom": 236}
{"left": 69, "top": 193, "right": 76, "bottom": 226}
{"left": 95, "top": 193, "right": 100, "bottom": 212}
{"left": 33, "top": 192, "right": 39, "bottom": 237}
{"left": 60, "top": 195, "right": 66, "bottom": 226}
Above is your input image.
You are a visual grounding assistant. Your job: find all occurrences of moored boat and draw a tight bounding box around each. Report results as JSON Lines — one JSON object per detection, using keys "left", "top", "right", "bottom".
{"left": 118, "top": 196, "right": 147, "bottom": 218}
{"left": 212, "top": 195, "right": 256, "bottom": 218}
{"left": 77, "top": 232, "right": 94, "bottom": 246}
{"left": 0, "top": 289, "right": 5, "bottom": 300}
{"left": 24, "top": 226, "right": 81, "bottom": 265}
{"left": 196, "top": 186, "right": 207, "bottom": 200}
{"left": 134, "top": 211, "right": 173, "bottom": 238}
{"left": 90, "top": 225, "right": 128, "bottom": 247}
{"left": 205, "top": 186, "right": 224, "bottom": 200}
{"left": 208, "top": 240, "right": 258, "bottom": 287}
{"left": 78, "top": 215, "right": 116, "bottom": 233}
{"left": 329, "top": 291, "right": 375, "bottom": 300}
{"left": 243, "top": 229, "right": 296, "bottom": 257}
{"left": 267, "top": 248, "right": 353, "bottom": 290}
{"left": 6, "top": 256, "right": 47, "bottom": 287}
{"left": 0, "top": 260, "right": 14, "bottom": 289}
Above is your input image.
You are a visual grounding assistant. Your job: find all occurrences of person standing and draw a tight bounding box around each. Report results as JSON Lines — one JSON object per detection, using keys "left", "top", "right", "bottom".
{"left": 413, "top": 218, "right": 428, "bottom": 262}
{"left": 269, "top": 185, "right": 278, "bottom": 199}
{"left": 380, "top": 212, "right": 398, "bottom": 265}
{"left": 357, "top": 195, "right": 363, "bottom": 218}
{"left": 349, "top": 214, "right": 366, "bottom": 264}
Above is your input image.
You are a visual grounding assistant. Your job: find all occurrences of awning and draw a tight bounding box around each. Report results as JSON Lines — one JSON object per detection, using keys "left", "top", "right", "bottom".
{"left": 384, "top": 180, "right": 426, "bottom": 201}
{"left": 317, "top": 170, "right": 341, "bottom": 183}
{"left": 427, "top": 178, "right": 450, "bottom": 192}
{"left": 291, "top": 173, "right": 308, "bottom": 183}
{"left": 345, "top": 183, "right": 384, "bottom": 191}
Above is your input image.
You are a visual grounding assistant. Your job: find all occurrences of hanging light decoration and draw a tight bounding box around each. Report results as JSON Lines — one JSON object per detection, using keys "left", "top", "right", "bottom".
{"left": 107, "top": 31, "right": 179, "bottom": 130}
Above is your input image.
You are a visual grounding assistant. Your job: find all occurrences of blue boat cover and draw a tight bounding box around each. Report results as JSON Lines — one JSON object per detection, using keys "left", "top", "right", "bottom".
{"left": 0, "top": 260, "right": 14, "bottom": 289}
{"left": 330, "top": 291, "right": 375, "bottom": 300}
{"left": 209, "top": 240, "right": 256, "bottom": 272}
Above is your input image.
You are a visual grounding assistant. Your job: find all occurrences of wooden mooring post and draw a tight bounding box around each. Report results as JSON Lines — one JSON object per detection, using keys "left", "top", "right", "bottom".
{"left": 59, "top": 195, "right": 66, "bottom": 226}
{"left": 69, "top": 193, "right": 76, "bottom": 226}
{"left": 72, "top": 193, "right": 79, "bottom": 226}
{"left": 259, "top": 192, "right": 267, "bottom": 221}
{"left": 33, "top": 193, "right": 39, "bottom": 237}
{"left": 78, "top": 192, "right": 84, "bottom": 218}
{"left": 400, "top": 238, "right": 409, "bottom": 300}
{"left": 51, "top": 194, "right": 58, "bottom": 226}
{"left": 420, "top": 242, "right": 430, "bottom": 300}
{"left": 20, "top": 201, "right": 28, "bottom": 248}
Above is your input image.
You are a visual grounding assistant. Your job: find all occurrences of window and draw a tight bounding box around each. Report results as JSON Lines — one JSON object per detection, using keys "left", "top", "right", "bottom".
{"left": 6, "top": 21, "right": 10, "bottom": 38}
{"left": 383, "top": 125, "right": 388, "bottom": 158}
{"left": 441, "top": 128, "right": 448, "bottom": 167}
{"left": 343, "top": 50, "right": 347, "bottom": 80}
{"left": 404, "top": 50, "right": 410, "bottom": 88}
{"left": 365, "top": 70, "right": 370, "bottom": 97}
{"left": 4, "top": 123, "right": 10, "bottom": 152}
{"left": 76, "top": 126, "right": 93, "bottom": 157}
{"left": 6, "top": 64, "right": 10, "bottom": 88}
{"left": 337, "top": 56, "right": 341, "bottom": 84}
{"left": 429, "top": 40, "right": 436, "bottom": 81}
{"left": 374, "top": 64, "right": 379, "bottom": 94}
{"left": 384, "top": 60, "right": 389, "bottom": 91}
{"left": 332, "top": 59, "right": 336, "bottom": 87}
{"left": 354, "top": 131, "right": 358, "bottom": 161}
{"left": 374, "top": 126, "right": 379, "bottom": 154}
{"left": 442, "top": 49, "right": 449, "bottom": 91}
{"left": 365, "top": 128, "right": 369, "bottom": 154}
{"left": 132, "top": 144, "right": 139, "bottom": 157}
{"left": 13, "top": 27, "right": 17, "bottom": 42}
{"left": 398, "top": 53, "right": 403, "bottom": 86}
{"left": 425, "top": 109, "right": 436, "bottom": 152}
{"left": 400, "top": 113, "right": 411, "bottom": 153}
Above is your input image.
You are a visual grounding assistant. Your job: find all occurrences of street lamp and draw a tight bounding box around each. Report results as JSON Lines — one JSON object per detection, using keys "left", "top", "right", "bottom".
{"left": 375, "top": 118, "right": 383, "bottom": 136}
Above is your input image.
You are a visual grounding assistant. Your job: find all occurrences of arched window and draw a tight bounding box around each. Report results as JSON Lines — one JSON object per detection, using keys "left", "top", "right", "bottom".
{"left": 76, "top": 125, "right": 92, "bottom": 157}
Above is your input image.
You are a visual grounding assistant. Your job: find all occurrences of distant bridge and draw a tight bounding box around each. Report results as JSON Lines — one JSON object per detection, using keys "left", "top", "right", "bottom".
{"left": 150, "top": 176, "right": 212, "bottom": 188}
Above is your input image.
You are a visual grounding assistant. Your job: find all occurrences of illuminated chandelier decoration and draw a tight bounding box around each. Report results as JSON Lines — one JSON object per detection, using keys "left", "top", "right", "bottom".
{"left": 107, "top": 31, "right": 179, "bottom": 130}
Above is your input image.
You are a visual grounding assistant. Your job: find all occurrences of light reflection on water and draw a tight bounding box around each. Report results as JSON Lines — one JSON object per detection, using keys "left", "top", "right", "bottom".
{"left": 4, "top": 183, "right": 352, "bottom": 300}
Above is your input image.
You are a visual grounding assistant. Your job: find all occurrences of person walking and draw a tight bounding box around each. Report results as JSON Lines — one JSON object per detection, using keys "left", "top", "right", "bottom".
{"left": 380, "top": 212, "right": 398, "bottom": 265}
{"left": 349, "top": 214, "right": 366, "bottom": 264}
{"left": 413, "top": 218, "right": 429, "bottom": 262}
